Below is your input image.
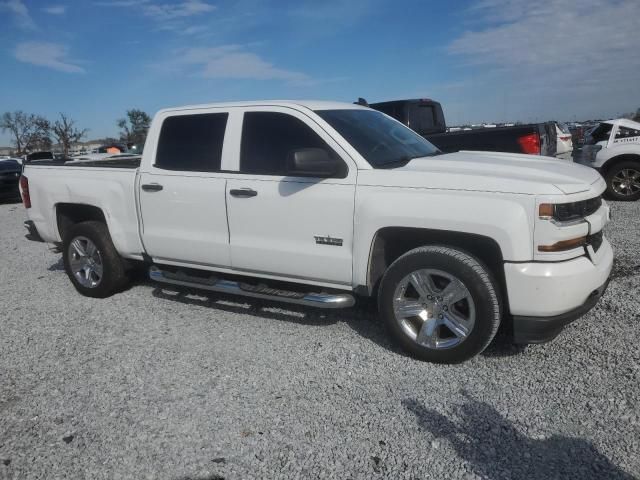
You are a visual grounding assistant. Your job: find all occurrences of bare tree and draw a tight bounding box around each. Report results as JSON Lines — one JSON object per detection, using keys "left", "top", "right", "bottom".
{"left": 52, "top": 113, "right": 88, "bottom": 157}
{"left": 117, "top": 109, "right": 151, "bottom": 148}
{"left": 0, "top": 111, "right": 51, "bottom": 154}
{"left": 31, "top": 133, "right": 53, "bottom": 152}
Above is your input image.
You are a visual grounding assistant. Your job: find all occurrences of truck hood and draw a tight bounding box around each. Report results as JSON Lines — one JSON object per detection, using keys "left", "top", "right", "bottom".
{"left": 357, "top": 151, "right": 602, "bottom": 195}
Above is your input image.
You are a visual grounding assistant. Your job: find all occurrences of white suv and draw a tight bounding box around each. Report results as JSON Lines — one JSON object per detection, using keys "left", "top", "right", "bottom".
{"left": 577, "top": 118, "right": 640, "bottom": 200}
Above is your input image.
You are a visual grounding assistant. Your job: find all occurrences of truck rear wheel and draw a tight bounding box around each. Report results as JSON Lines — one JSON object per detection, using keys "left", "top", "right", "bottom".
{"left": 378, "top": 246, "right": 501, "bottom": 363}
{"left": 62, "top": 221, "right": 129, "bottom": 298}
{"left": 605, "top": 160, "right": 640, "bottom": 201}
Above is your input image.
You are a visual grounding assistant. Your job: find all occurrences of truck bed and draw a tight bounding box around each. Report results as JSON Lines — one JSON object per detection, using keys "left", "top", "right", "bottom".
{"left": 367, "top": 99, "right": 557, "bottom": 157}
{"left": 22, "top": 162, "right": 144, "bottom": 259}
{"left": 426, "top": 123, "right": 557, "bottom": 157}
{"left": 25, "top": 157, "right": 141, "bottom": 169}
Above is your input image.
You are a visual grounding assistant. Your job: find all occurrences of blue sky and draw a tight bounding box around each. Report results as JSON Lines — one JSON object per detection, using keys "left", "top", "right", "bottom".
{"left": 1, "top": 0, "right": 639, "bottom": 144}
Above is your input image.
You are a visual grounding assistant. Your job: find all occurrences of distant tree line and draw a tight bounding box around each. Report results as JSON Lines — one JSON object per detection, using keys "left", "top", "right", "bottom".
{"left": 0, "top": 109, "right": 151, "bottom": 157}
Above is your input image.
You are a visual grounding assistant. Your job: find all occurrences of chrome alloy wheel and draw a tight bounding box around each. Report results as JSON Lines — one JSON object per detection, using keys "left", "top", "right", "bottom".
{"left": 392, "top": 269, "right": 476, "bottom": 350}
{"left": 612, "top": 168, "right": 640, "bottom": 197}
{"left": 68, "top": 236, "right": 103, "bottom": 288}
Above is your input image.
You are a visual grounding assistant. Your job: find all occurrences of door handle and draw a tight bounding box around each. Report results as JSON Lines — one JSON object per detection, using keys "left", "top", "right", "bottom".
{"left": 141, "top": 183, "right": 163, "bottom": 192}
{"left": 230, "top": 188, "right": 257, "bottom": 198}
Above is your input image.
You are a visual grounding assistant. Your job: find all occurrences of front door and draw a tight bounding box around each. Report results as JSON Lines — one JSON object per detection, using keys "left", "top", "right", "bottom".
{"left": 226, "top": 109, "right": 356, "bottom": 286}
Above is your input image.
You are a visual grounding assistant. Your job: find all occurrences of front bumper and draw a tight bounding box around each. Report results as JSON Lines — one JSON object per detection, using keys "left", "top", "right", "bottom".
{"left": 504, "top": 238, "right": 613, "bottom": 343}
{"left": 512, "top": 278, "right": 610, "bottom": 343}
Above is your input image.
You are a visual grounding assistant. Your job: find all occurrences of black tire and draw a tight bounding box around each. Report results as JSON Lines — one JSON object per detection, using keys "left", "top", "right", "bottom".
{"left": 62, "top": 221, "right": 129, "bottom": 298}
{"left": 604, "top": 160, "right": 640, "bottom": 201}
{"left": 378, "top": 245, "right": 501, "bottom": 363}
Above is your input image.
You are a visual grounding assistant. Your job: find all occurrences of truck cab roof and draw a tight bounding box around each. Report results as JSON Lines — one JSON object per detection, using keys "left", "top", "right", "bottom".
{"left": 158, "top": 100, "right": 368, "bottom": 114}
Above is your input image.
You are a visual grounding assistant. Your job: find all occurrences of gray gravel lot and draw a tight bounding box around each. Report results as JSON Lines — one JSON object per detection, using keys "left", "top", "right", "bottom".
{"left": 1, "top": 199, "right": 639, "bottom": 480}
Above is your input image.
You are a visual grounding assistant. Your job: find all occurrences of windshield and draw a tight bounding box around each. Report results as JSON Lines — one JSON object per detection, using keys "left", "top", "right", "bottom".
{"left": 315, "top": 109, "right": 440, "bottom": 168}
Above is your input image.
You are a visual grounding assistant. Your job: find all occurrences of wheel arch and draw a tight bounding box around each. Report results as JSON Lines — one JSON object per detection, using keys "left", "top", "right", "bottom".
{"left": 600, "top": 153, "right": 640, "bottom": 175}
{"left": 363, "top": 227, "right": 507, "bottom": 306}
{"left": 56, "top": 203, "right": 107, "bottom": 242}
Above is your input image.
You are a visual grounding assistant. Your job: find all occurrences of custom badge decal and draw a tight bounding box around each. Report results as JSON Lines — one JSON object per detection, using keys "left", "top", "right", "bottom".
{"left": 314, "top": 235, "right": 343, "bottom": 246}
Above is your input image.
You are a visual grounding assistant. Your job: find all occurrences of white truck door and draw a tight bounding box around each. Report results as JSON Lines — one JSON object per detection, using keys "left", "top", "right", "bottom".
{"left": 138, "top": 110, "right": 231, "bottom": 267}
{"left": 226, "top": 108, "right": 356, "bottom": 287}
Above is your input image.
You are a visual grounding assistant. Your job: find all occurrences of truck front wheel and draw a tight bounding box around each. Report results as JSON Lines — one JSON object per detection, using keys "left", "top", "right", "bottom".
{"left": 378, "top": 246, "right": 501, "bottom": 363}
{"left": 605, "top": 160, "right": 640, "bottom": 201}
{"left": 62, "top": 221, "right": 129, "bottom": 298}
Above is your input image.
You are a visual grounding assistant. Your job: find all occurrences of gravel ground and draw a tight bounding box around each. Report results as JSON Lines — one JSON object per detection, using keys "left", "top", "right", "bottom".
{"left": 1, "top": 199, "right": 639, "bottom": 480}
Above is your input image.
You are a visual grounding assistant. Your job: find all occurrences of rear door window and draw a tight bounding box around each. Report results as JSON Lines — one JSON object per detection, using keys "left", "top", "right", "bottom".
{"left": 615, "top": 126, "right": 640, "bottom": 139}
{"left": 408, "top": 104, "right": 436, "bottom": 132}
{"left": 155, "top": 113, "right": 228, "bottom": 171}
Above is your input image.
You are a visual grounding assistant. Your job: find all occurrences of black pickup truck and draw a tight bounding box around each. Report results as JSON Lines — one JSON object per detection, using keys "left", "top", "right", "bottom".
{"left": 364, "top": 98, "right": 557, "bottom": 157}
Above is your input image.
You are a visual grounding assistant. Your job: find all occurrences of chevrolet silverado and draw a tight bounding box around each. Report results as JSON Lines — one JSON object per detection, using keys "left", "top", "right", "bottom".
{"left": 21, "top": 101, "right": 613, "bottom": 363}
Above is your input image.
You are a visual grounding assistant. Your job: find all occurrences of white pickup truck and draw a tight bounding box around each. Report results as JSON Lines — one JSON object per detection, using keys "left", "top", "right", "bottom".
{"left": 21, "top": 100, "right": 613, "bottom": 363}
{"left": 576, "top": 118, "right": 640, "bottom": 201}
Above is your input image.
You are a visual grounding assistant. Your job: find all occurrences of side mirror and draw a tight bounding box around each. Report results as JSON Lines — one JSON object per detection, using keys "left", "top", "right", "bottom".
{"left": 288, "top": 148, "right": 338, "bottom": 177}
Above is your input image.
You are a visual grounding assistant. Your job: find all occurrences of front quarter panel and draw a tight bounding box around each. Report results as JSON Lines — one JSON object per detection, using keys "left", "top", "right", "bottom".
{"left": 595, "top": 143, "right": 640, "bottom": 168}
{"left": 352, "top": 185, "right": 535, "bottom": 287}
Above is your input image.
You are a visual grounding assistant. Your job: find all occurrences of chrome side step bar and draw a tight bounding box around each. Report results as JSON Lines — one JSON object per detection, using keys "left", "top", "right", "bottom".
{"left": 149, "top": 266, "right": 355, "bottom": 309}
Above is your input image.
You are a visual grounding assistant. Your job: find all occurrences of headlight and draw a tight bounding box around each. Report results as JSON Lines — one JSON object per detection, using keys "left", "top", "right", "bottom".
{"left": 539, "top": 197, "right": 602, "bottom": 222}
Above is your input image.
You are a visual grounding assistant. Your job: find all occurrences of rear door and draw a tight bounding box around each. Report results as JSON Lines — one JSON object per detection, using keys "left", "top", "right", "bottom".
{"left": 138, "top": 109, "right": 232, "bottom": 267}
{"left": 225, "top": 107, "right": 357, "bottom": 286}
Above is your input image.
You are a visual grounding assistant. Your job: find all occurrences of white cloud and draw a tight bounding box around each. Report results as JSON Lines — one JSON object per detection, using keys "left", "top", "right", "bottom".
{"left": 447, "top": 0, "right": 640, "bottom": 120}
{"left": 0, "top": 0, "right": 35, "bottom": 29}
{"left": 94, "top": 0, "right": 150, "bottom": 5}
{"left": 181, "top": 25, "right": 208, "bottom": 35}
{"left": 14, "top": 42, "right": 85, "bottom": 74}
{"left": 43, "top": 5, "right": 67, "bottom": 14}
{"left": 94, "top": 0, "right": 215, "bottom": 34}
{"left": 157, "top": 45, "right": 312, "bottom": 85}
{"left": 95, "top": 0, "right": 215, "bottom": 20}
{"left": 143, "top": 0, "right": 215, "bottom": 20}
{"left": 289, "top": 0, "right": 373, "bottom": 23}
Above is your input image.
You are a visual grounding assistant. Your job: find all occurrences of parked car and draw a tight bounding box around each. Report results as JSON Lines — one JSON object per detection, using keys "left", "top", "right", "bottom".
{"left": 363, "top": 98, "right": 557, "bottom": 157}
{"left": 26, "top": 151, "right": 55, "bottom": 162}
{"left": 21, "top": 100, "right": 612, "bottom": 363}
{"left": 0, "top": 158, "right": 23, "bottom": 201}
{"left": 555, "top": 123, "right": 574, "bottom": 159}
{"left": 575, "top": 118, "right": 640, "bottom": 200}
